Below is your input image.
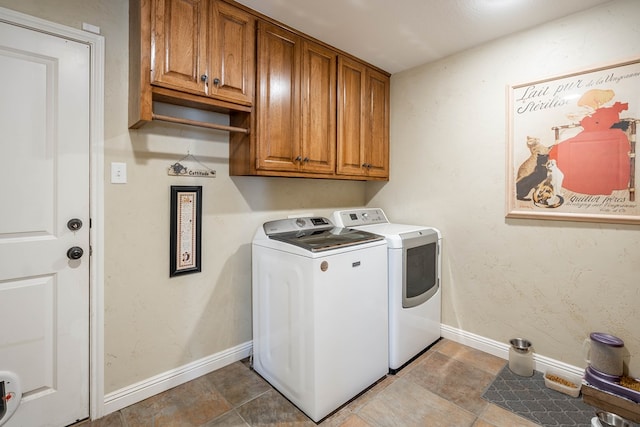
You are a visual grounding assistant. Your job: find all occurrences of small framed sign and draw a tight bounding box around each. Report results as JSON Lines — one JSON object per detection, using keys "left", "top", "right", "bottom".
{"left": 170, "top": 186, "right": 202, "bottom": 276}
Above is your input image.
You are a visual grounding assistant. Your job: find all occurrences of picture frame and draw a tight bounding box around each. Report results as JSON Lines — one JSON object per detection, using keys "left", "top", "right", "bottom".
{"left": 170, "top": 186, "right": 202, "bottom": 276}
{"left": 506, "top": 58, "right": 640, "bottom": 224}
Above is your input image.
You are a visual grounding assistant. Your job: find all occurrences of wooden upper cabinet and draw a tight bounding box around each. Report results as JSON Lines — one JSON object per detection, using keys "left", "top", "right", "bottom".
{"left": 337, "top": 56, "right": 389, "bottom": 179}
{"left": 209, "top": 1, "right": 255, "bottom": 105}
{"left": 256, "top": 22, "right": 337, "bottom": 175}
{"left": 132, "top": 0, "right": 389, "bottom": 179}
{"left": 364, "top": 67, "right": 390, "bottom": 178}
{"left": 151, "top": 0, "right": 209, "bottom": 94}
{"left": 337, "top": 58, "right": 365, "bottom": 176}
{"left": 300, "top": 40, "right": 336, "bottom": 174}
{"left": 256, "top": 22, "right": 301, "bottom": 172}
{"left": 150, "top": 0, "right": 254, "bottom": 105}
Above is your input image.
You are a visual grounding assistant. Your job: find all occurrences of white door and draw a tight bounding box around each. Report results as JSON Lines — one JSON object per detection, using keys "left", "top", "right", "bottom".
{"left": 0, "top": 20, "right": 90, "bottom": 427}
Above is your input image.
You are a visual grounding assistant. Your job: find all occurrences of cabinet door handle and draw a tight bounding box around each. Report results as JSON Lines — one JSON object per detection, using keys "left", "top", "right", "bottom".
{"left": 295, "top": 156, "right": 302, "bottom": 162}
{"left": 201, "top": 74, "right": 208, "bottom": 82}
{"left": 213, "top": 77, "right": 220, "bottom": 86}
{"left": 303, "top": 157, "right": 309, "bottom": 162}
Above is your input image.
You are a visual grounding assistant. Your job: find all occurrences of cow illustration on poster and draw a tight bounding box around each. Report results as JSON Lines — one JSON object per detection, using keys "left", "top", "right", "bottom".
{"left": 506, "top": 59, "right": 640, "bottom": 224}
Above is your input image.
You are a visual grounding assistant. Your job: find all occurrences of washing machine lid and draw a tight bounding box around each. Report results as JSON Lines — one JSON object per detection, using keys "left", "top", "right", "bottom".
{"left": 263, "top": 217, "right": 384, "bottom": 252}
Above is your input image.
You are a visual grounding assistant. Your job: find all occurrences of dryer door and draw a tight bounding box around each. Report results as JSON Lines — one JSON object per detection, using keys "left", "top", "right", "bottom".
{"left": 401, "top": 230, "right": 440, "bottom": 308}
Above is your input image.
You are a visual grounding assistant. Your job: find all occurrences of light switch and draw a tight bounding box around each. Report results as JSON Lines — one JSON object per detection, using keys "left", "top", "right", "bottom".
{"left": 111, "top": 162, "right": 127, "bottom": 184}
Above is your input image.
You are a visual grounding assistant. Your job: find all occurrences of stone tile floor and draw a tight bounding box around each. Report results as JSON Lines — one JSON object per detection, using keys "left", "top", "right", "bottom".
{"left": 80, "top": 339, "right": 596, "bottom": 426}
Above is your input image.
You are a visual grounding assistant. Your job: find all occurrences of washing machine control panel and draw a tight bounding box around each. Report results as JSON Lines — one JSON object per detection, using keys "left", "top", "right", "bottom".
{"left": 333, "top": 209, "right": 388, "bottom": 227}
{"left": 263, "top": 217, "right": 332, "bottom": 235}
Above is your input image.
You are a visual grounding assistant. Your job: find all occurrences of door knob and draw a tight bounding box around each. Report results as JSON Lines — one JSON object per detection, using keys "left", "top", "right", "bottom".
{"left": 67, "top": 246, "right": 84, "bottom": 260}
{"left": 67, "top": 218, "right": 83, "bottom": 231}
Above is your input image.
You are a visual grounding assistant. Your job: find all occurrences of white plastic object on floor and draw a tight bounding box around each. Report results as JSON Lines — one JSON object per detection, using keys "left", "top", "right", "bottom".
{"left": 543, "top": 369, "right": 581, "bottom": 398}
{"left": 508, "top": 339, "right": 534, "bottom": 377}
{"left": 591, "top": 416, "right": 602, "bottom": 427}
{"left": 0, "top": 371, "right": 21, "bottom": 426}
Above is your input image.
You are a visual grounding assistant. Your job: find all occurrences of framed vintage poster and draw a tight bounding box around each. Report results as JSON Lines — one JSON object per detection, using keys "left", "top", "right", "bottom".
{"left": 170, "top": 186, "right": 202, "bottom": 276}
{"left": 506, "top": 58, "right": 640, "bottom": 224}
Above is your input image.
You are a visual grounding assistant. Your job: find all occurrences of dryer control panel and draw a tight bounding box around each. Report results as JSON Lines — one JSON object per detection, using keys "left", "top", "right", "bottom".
{"left": 332, "top": 209, "right": 388, "bottom": 227}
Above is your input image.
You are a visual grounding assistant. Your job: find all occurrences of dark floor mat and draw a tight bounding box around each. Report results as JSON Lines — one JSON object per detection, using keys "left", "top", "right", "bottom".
{"left": 482, "top": 366, "right": 597, "bottom": 427}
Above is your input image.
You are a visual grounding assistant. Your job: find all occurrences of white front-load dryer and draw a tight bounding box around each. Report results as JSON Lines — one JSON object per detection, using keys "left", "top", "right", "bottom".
{"left": 333, "top": 208, "right": 442, "bottom": 372}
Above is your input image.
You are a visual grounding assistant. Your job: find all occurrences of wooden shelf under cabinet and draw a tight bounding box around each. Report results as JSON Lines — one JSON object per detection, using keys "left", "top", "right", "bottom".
{"left": 129, "top": 0, "right": 254, "bottom": 133}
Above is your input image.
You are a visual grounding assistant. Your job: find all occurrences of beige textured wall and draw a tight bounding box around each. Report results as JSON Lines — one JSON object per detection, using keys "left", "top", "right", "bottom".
{"left": 368, "top": 0, "right": 640, "bottom": 377}
{"left": 3, "top": 0, "right": 638, "bottom": 397}
{"left": 0, "top": 0, "right": 366, "bottom": 393}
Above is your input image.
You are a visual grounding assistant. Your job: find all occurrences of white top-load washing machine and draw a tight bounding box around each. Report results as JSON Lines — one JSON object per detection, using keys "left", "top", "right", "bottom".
{"left": 332, "top": 208, "right": 442, "bottom": 372}
{"left": 252, "top": 216, "right": 389, "bottom": 422}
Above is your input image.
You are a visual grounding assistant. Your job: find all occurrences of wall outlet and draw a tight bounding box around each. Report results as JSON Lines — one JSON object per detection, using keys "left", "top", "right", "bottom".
{"left": 111, "top": 162, "right": 127, "bottom": 184}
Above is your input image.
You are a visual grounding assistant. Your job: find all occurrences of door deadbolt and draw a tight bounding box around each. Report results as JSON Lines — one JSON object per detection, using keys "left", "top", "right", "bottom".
{"left": 67, "top": 246, "right": 84, "bottom": 260}
{"left": 67, "top": 218, "right": 83, "bottom": 231}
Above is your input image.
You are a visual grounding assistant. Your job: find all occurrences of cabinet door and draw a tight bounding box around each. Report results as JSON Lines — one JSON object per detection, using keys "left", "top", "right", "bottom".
{"left": 256, "top": 22, "right": 301, "bottom": 172}
{"left": 301, "top": 40, "right": 336, "bottom": 174}
{"left": 337, "top": 57, "right": 389, "bottom": 179}
{"left": 151, "top": 0, "right": 208, "bottom": 94}
{"left": 209, "top": 1, "right": 255, "bottom": 105}
{"left": 337, "top": 57, "right": 367, "bottom": 176}
{"left": 364, "top": 68, "right": 390, "bottom": 178}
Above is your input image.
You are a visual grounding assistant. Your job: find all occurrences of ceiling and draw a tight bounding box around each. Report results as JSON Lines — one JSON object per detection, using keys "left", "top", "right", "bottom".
{"left": 235, "top": 0, "right": 613, "bottom": 74}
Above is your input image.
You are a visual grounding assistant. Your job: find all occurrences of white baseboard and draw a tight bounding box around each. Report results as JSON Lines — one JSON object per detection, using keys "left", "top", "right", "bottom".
{"left": 102, "top": 327, "right": 586, "bottom": 417}
{"left": 102, "top": 341, "right": 252, "bottom": 416}
{"left": 440, "top": 324, "right": 585, "bottom": 378}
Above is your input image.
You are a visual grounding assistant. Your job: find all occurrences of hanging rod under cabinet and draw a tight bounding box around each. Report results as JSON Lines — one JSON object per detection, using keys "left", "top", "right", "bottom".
{"left": 152, "top": 113, "right": 250, "bottom": 134}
